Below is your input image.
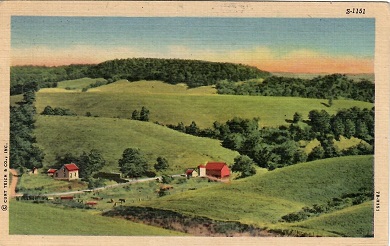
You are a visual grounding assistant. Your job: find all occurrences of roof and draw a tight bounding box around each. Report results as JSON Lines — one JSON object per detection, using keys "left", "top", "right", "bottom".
{"left": 206, "top": 162, "right": 227, "bottom": 171}
{"left": 47, "top": 169, "right": 57, "bottom": 173}
{"left": 64, "top": 163, "right": 79, "bottom": 171}
{"left": 186, "top": 169, "right": 194, "bottom": 175}
{"left": 198, "top": 164, "right": 206, "bottom": 168}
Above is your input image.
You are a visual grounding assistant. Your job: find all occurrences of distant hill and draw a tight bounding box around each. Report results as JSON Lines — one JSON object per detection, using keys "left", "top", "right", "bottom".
{"left": 272, "top": 72, "right": 375, "bottom": 82}
{"left": 86, "top": 58, "right": 271, "bottom": 88}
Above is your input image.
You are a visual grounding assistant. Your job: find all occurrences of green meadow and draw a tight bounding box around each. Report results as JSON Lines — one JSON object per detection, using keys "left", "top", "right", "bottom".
{"left": 56, "top": 77, "right": 107, "bottom": 90}
{"left": 35, "top": 80, "right": 373, "bottom": 128}
{"left": 138, "top": 155, "right": 373, "bottom": 236}
{"left": 9, "top": 201, "right": 185, "bottom": 236}
{"left": 34, "top": 115, "right": 238, "bottom": 172}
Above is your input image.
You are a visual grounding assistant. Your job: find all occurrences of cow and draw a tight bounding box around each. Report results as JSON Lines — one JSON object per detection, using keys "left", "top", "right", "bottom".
{"left": 118, "top": 198, "right": 126, "bottom": 204}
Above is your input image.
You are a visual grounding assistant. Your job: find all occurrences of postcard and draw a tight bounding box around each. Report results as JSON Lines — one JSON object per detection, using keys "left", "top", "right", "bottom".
{"left": 0, "top": 1, "right": 389, "bottom": 245}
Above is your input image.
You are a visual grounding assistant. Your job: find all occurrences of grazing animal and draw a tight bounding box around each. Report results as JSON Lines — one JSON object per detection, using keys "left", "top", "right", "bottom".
{"left": 119, "top": 198, "right": 126, "bottom": 204}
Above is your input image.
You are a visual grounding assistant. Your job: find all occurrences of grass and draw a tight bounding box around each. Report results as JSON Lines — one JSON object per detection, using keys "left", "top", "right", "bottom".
{"left": 140, "top": 155, "right": 373, "bottom": 230}
{"left": 17, "top": 173, "right": 88, "bottom": 194}
{"left": 291, "top": 201, "right": 374, "bottom": 237}
{"left": 9, "top": 200, "right": 185, "bottom": 236}
{"left": 34, "top": 80, "right": 373, "bottom": 128}
{"left": 34, "top": 115, "right": 238, "bottom": 173}
{"left": 56, "top": 77, "right": 107, "bottom": 90}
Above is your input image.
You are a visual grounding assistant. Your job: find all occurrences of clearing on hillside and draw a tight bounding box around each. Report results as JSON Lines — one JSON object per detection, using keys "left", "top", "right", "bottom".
{"left": 35, "top": 80, "right": 373, "bottom": 128}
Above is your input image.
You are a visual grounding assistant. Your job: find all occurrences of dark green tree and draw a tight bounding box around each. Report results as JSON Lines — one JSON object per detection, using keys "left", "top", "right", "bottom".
{"left": 308, "top": 145, "right": 325, "bottom": 161}
{"left": 293, "top": 112, "right": 303, "bottom": 123}
{"left": 154, "top": 157, "right": 169, "bottom": 172}
{"left": 78, "top": 149, "right": 106, "bottom": 178}
{"left": 140, "top": 106, "right": 150, "bottom": 121}
{"left": 41, "top": 105, "right": 55, "bottom": 115}
{"left": 231, "top": 155, "right": 256, "bottom": 178}
{"left": 131, "top": 110, "right": 140, "bottom": 120}
{"left": 118, "top": 148, "right": 149, "bottom": 178}
{"left": 186, "top": 121, "right": 199, "bottom": 135}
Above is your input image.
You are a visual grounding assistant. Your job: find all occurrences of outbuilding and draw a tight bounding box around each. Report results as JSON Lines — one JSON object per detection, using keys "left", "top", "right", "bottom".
{"left": 205, "top": 162, "right": 230, "bottom": 178}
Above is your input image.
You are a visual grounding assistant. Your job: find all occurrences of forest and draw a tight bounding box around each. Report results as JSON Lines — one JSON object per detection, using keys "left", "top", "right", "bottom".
{"left": 216, "top": 74, "right": 375, "bottom": 103}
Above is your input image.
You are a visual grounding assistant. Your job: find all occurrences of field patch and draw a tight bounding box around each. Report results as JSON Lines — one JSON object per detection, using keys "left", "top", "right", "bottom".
{"left": 57, "top": 77, "right": 107, "bottom": 90}
{"left": 9, "top": 201, "right": 185, "bottom": 236}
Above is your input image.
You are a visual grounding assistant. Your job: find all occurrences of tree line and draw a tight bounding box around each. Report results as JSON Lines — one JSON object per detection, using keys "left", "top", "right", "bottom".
{"left": 10, "top": 84, "right": 44, "bottom": 170}
{"left": 11, "top": 65, "right": 90, "bottom": 95}
{"left": 216, "top": 74, "right": 374, "bottom": 103}
{"left": 164, "top": 107, "right": 374, "bottom": 174}
{"left": 83, "top": 58, "right": 271, "bottom": 88}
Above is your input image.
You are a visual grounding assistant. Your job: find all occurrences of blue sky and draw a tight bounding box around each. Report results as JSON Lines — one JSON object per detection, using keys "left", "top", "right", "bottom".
{"left": 11, "top": 17, "right": 375, "bottom": 73}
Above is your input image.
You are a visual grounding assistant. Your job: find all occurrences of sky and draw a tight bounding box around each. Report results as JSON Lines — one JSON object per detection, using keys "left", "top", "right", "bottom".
{"left": 11, "top": 17, "right": 375, "bottom": 74}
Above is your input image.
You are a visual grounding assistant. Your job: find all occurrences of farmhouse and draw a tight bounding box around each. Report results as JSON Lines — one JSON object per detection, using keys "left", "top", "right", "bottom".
{"left": 53, "top": 163, "right": 79, "bottom": 181}
{"left": 185, "top": 169, "right": 198, "bottom": 178}
{"left": 198, "top": 164, "right": 206, "bottom": 177}
{"left": 205, "top": 162, "right": 230, "bottom": 178}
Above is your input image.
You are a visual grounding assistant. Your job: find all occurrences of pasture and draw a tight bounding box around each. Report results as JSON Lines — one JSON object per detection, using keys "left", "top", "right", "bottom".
{"left": 9, "top": 200, "right": 185, "bottom": 236}
{"left": 34, "top": 115, "right": 238, "bottom": 173}
{"left": 56, "top": 77, "right": 107, "bottom": 90}
{"left": 138, "top": 155, "right": 373, "bottom": 236}
{"left": 34, "top": 80, "right": 373, "bottom": 128}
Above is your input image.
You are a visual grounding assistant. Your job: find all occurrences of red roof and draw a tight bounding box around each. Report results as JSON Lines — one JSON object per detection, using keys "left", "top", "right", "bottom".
{"left": 186, "top": 169, "right": 194, "bottom": 175}
{"left": 206, "top": 162, "right": 227, "bottom": 171}
{"left": 64, "top": 163, "right": 79, "bottom": 171}
{"left": 198, "top": 164, "right": 206, "bottom": 168}
{"left": 47, "top": 169, "right": 57, "bottom": 173}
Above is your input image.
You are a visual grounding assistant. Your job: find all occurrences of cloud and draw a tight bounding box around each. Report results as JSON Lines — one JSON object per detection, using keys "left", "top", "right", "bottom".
{"left": 11, "top": 45, "right": 373, "bottom": 74}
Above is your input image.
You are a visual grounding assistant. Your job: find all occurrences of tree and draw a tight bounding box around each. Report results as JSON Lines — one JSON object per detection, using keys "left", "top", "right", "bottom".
{"left": 140, "top": 106, "right": 150, "bottom": 121}
{"left": 154, "top": 157, "right": 169, "bottom": 172}
{"left": 293, "top": 112, "right": 303, "bottom": 123}
{"left": 131, "top": 110, "right": 140, "bottom": 120}
{"left": 78, "top": 149, "right": 106, "bottom": 178}
{"left": 185, "top": 121, "right": 199, "bottom": 135}
{"left": 41, "top": 105, "right": 55, "bottom": 115}
{"left": 308, "top": 145, "right": 325, "bottom": 161}
{"left": 118, "top": 148, "right": 149, "bottom": 178}
{"left": 308, "top": 110, "right": 331, "bottom": 135}
{"left": 231, "top": 155, "right": 256, "bottom": 179}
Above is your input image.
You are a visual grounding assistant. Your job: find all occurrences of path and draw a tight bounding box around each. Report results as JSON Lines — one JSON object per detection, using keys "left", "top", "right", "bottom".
{"left": 10, "top": 169, "right": 22, "bottom": 198}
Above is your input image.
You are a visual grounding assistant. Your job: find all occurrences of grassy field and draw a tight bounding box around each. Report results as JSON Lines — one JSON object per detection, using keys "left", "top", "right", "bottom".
{"left": 34, "top": 115, "right": 238, "bottom": 172}
{"left": 139, "top": 155, "right": 373, "bottom": 235}
{"left": 9, "top": 200, "right": 185, "bottom": 236}
{"left": 34, "top": 80, "right": 373, "bottom": 128}
{"left": 56, "top": 77, "right": 107, "bottom": 90}
{"left": 290, "top": 201, "right": 373, "bottom": 237}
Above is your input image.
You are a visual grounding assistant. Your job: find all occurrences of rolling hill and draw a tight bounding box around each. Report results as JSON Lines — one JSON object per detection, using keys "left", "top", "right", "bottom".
{"left": 9, "top": 201, "right": 185, "bottom": 236}
{"left": 137, "top": 155, "right": 373, "bottom": 236}
{"left": 35, "top": 80, "right": 373, "bottom": 128}
{"left": 34, "top": 115, "right": 239, "bottom": 173}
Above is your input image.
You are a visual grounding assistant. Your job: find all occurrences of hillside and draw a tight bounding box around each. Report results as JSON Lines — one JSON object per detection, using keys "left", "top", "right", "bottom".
{"left": 87, "top": 58, "right": 270, "bottom": 87}
{"left": 139, "top": 155, "right": 373, "bottom": 232}
{"left": 35, "top": 80, "right": 373, "bottom": 128}
{"left": 34, "top": 115, "right": 238, "bottom": 172}
{"left": 9, "top": 201, "right": 185, "bottom": 236}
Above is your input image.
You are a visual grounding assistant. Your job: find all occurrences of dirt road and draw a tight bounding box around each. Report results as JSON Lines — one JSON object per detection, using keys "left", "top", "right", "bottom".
{"left": 9, "top": 169, "right": 21, "bottom": 198}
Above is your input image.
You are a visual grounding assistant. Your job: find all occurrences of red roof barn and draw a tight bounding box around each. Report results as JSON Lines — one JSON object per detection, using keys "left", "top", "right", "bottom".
{"left": 205, "top": 162, "right": 230, "bottom": 178}
{"left": 54, "top": 163, "right": 79, "bottom": 181}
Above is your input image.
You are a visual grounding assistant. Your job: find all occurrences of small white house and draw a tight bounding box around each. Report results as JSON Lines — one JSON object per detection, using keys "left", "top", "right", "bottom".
{"left": 54, "top": 163, "right": 79, "bottom": 181}
{"left": 198, "top": 165, "right": 206, "bottom": 177}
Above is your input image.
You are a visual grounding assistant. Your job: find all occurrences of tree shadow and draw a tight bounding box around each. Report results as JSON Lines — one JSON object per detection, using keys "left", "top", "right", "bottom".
{"left": 321, "top": 102, "right": 330, "bottom": 108}
{"left": 285, "top": 119, "right": 294, "bottom": 123}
